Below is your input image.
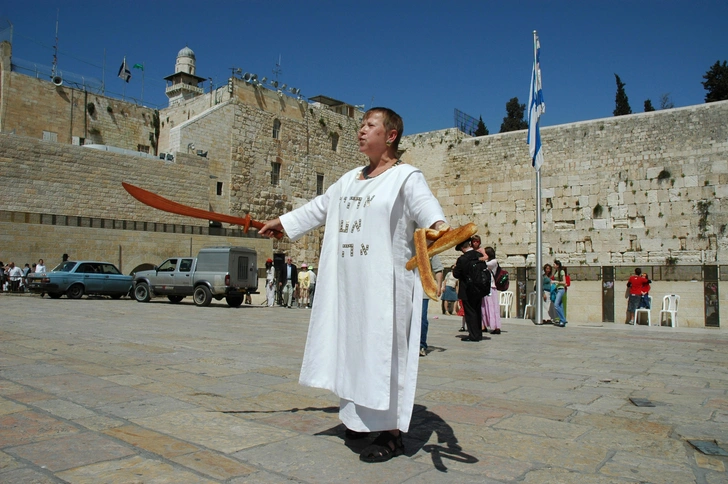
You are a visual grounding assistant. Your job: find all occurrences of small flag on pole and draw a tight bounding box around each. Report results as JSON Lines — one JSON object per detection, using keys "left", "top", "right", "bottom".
{"left": 133, "top": 63, "right": 144, "bottom": 71}
{"left": 118, "top": 57, "right": 132, "bottom": 83}
{"left": 528, "top": 32, "right": 545, "bottom": 171}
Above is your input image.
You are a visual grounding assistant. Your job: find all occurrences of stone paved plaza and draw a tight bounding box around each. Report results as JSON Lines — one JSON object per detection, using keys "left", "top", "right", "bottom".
{"left": 1, "top": 294, "right": 727, "bottom": 483}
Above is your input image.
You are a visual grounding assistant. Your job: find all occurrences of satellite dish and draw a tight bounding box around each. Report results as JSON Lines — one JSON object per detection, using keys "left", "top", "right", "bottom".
{"left": 261, "top": 77, "right": 268, "bottom": 83}
{"left": 271, "top": 80, "right": 278, "bottom": 88}
{"left": 52, "top": 76, "right": 63, "bottom": 86}
{"left": 243, "top": 72, "right": 252, "bottom": 81}
{"left": 281, "top": 84, "right": 287, "bottom": 90}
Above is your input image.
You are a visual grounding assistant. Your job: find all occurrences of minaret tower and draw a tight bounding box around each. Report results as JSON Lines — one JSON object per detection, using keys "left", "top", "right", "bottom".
{"left": 164, "top": 46, "right": 206, "bottom": 106}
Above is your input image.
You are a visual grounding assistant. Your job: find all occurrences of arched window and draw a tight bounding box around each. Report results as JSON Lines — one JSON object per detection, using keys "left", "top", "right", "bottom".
{"left": 272, "top": 119, "right": 281, "bottom": 139}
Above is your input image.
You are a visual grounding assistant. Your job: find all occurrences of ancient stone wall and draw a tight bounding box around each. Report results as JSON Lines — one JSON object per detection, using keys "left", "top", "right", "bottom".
{"left": 0, "top": 133, "right": 273, "bottom": 270}
{"left": 402, "top": 101, "right": 728, "bottom": 269}
{"left": 0, "top": 43, "right": 156, "bottom": 152}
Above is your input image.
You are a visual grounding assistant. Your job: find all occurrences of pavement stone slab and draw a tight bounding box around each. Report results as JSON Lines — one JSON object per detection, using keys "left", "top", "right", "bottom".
{"left": 32, "top": 398, "right": 98, "bottom": 420}
{"left": 104, "top": 424, "right": 200, "bottom": 458}
{"left": 425, "top": 404, "right": 509, "bottom": 426}
{"left": 0, "top": 466, "right": 59, "bottom": 483}
{"left": 100, "top": 373, "right": 157, "bottom": 386}
{"left": 6, "top": 432, "right": 135, "bottom": 472}
{"left": 171, "top": 449, "right": 257, "bottom": 480}
{"left": 570, "top": 414, "right": 673, "bottom": 437}
{"left": 132, "top": 410, "right": 297, "bottom": 454}
{"left": 0, "top": 449, "right": 23, "bottom": 473}
{"left": 598, "top": 450, "right": 697, "bottom": 482}
{"left": 0, "top": 398, "right": 28, "bottom": 416}
{"left": 72, "top": 415, "right": 127, "bottom": 431}
{"left": 0, "top": 410, "right": 80, "bottom": 447}
{"left": 20, "top": 372, "right": 119, "bottom": 395}
{"left": 695, "top": 453, "right": 726, "bottom": 472}
{"left": 0, "top": 363, "right": 74, "bottom": 380}
{"left": 56, "top": 455, "right": 218, "bottom": 484}
{"left": 228, "top": 469, "right": 308, "bottom": 483}
{"left": 494, "top": 414, "right": 592, "bottom": 440}
{"left": 96, "top": 395, "right": 197, "bottom": 419}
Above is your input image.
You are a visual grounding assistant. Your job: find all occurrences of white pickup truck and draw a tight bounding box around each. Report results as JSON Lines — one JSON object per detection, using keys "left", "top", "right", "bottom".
{"left": 132, "top": 246, "right": 258, "bottom": 307}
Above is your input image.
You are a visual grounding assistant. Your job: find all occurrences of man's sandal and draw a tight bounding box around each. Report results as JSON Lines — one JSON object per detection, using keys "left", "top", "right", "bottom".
{"left": 359, "top": 432, "right": 405, "bottom": 463}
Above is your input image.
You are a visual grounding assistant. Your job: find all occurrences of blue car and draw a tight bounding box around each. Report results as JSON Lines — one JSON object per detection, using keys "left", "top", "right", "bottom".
{"left": 27, "top": 261, "right": 133, "bottom": 299}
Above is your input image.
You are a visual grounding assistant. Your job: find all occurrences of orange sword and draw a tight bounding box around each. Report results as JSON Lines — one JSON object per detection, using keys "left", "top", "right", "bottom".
{"left": 122, "top": 182, "right": 284, "bottom": 239}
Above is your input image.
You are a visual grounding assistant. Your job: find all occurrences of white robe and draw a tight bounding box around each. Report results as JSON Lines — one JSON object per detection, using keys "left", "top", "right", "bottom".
{"left": 280, "top": 164, "right": 445, "bottom": 432}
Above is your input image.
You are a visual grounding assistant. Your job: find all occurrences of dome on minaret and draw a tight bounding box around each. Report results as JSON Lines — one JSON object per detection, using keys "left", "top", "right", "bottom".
{"left": 175, "top": 46, "right": 197, "bottom": 76}
{"left": 177, "top": 46, "right": 195, "bottom": 60}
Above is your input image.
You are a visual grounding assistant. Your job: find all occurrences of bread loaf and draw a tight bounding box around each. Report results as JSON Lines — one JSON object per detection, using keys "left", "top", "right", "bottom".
{"left": 414, "top": 228, "right": 439, "bottom": 300}
{"left": 406, "top": 223, "right": 478, "bottom": 271}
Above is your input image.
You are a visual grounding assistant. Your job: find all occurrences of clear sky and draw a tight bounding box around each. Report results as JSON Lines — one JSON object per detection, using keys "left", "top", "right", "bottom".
{"left": 1, "top": 1, "right": 726, "bottom": 136}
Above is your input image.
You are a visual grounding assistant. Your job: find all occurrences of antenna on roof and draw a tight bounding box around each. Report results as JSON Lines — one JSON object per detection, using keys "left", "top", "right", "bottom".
{"left": 51, "top": 9, "right": 59, "bottom": 80}
{"left": 272, "top": 54, "right": 282, "bottom": 83}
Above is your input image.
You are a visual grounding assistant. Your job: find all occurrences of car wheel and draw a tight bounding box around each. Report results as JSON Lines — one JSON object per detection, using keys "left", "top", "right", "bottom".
{"left": 110, "top": 294, "right": 123, "bottom": 300}
{"left": 226, "top": 294, "right": 243, "bottom": 307}
{"left": 193, "top": 286, "right": 213, "bottom": 307}
{"left": 167, "top": 295, "right": 184, "bottom": 303}
{"left": 134, "top": 283, "right": 152, "bottom": 302}
{"left": 67, "top": 284, "right": 84, "bottom": 299}
{"left": 48, "top": 292, "right": 62, "bottom": 299}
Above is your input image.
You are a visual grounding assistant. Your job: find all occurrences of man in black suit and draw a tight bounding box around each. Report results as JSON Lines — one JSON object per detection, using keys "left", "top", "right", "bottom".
{"left": 278, "top": 257, "right": 298, "bottom": 308}
{"left": 453, "top": 239, "right": 483, "bottom": 341}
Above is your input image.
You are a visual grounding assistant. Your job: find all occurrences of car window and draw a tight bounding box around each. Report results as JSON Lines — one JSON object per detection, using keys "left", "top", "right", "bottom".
{"left": 77, "top": 263, "right": 95, "bottom": 273}
{"left": 54, "top": 262, "right": 77, "bottom": 272}
{"left": 98, "top": 264, "right": 122, "bottom": 275}
{"left": 179, "top": 259, "right": 193, "bottom": 272}
{"left": 158, "top": 259, "right": 178, "bottom": 272}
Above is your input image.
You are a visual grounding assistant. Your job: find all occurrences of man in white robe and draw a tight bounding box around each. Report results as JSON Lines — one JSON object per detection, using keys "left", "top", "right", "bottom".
{"left": 260, "top": 108, "right": 446, "bottom": 462}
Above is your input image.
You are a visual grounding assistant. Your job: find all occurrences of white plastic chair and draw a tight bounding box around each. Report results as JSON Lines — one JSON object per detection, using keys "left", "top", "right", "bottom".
{"left": 523, "top": 291, "right": 537, "bottom": 320}
{"left": 499, "top": 290, "right": 514, "bottom": 318}
{"left": 659, "top": 294, "right": 680, "bottom": 327}
{"left": 633, "top": 296, "right": 652, "bottom": 326}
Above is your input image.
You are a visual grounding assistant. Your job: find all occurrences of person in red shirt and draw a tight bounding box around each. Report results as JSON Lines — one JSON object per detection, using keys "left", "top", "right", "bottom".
{"left": 625, "top": 268, "right": 646, "bottom": 324}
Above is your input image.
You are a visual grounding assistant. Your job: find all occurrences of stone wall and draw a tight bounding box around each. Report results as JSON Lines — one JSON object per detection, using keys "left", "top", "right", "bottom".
{"left": 0, "top": 133, "right": 273, "bottom": 270}
{"left": 0, "top": 42, "right": 155, "bottom": 152}
{"left": 402, "top": 101, "right": 728, "bottom": 269}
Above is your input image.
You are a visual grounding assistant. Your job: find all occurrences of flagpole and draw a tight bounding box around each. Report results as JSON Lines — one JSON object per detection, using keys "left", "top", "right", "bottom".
{"left": 122, "top": 56, "right": 127, "bottom": 100}
{"left": 532, "top": 30, "right": 543, "bottom": 325}
{"left": 141, "top": 62, "right": 145, "bottom": 103}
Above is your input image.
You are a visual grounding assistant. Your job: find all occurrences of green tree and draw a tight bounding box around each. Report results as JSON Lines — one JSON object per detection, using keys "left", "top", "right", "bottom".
{"left": 499, "top": 97, "right": 528, "bottom": 133}
{"left": 702, "top": 60, "right": 728, "bottom": 102}
{"left": 474, "top": 116, "right": 489, "bottom": 136}
{"left": 643, "top": 100, "right": 655, "bottom": 112}
{"left": 613, "top": 74, "right": 632, "bottom": 116}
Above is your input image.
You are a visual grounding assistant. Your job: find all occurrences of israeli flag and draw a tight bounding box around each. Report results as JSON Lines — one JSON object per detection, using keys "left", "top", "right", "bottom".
{"left": 528, "top": 33, "right": 545, "bottom": 171}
